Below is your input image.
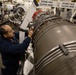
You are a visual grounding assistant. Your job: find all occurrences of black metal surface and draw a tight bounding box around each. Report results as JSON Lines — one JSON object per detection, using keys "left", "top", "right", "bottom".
{"left": 0, "top": 19, "right": 9, "bottom": 26}
{"left": 31, "top": 15, "right": 76, "bottom": 75}
{"left": 33, "top": 0, "right": 39, "bottom": 6}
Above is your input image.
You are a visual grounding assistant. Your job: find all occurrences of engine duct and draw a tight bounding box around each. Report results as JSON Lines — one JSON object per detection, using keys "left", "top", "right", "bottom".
{"left": 29, "top": 15, "right": 76, "bottom": 75}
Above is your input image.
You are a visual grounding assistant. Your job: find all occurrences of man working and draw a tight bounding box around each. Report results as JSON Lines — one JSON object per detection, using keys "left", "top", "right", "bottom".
{"left": 0, "top": 25, "right": 33, "bottom": 75}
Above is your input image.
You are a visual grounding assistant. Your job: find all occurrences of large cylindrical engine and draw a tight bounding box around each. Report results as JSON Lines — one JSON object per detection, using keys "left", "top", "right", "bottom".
{"left": 29, "top": 14, "right": 76, "bottom": 75}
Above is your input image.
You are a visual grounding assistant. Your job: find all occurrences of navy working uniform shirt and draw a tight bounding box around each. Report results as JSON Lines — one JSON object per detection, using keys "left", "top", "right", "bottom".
{"left": 0, "top": 35, "right": 31, "bottom": 66}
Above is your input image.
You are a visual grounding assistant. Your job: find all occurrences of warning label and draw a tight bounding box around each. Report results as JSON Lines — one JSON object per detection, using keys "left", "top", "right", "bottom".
{"left": 59, "top": 2, "right": 76, "bottom": 9}
{"left": 37, "top": 0, "right": 76, "bottom": 9}
{"left": 38, "top": 0, "right": 58, "bottom": 7}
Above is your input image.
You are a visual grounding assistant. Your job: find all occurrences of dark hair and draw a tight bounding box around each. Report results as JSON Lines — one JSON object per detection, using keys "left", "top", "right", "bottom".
{"left": 0, "top": 27, "right": 8, "bottom": 36}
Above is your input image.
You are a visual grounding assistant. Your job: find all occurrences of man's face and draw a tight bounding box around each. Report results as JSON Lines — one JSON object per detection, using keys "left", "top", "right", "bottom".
{"left": 3, "top": 25, "right": 15, "bottom": 39}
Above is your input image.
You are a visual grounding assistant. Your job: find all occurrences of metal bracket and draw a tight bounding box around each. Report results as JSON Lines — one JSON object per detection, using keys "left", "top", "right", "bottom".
{"left": 59, "top": 44, "right": 69, "bottom": 56}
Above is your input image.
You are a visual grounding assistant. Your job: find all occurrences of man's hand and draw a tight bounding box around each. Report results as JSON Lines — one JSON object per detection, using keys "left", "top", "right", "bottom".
{"left": 28, "top": 26, "right": 34, "bottom": 38}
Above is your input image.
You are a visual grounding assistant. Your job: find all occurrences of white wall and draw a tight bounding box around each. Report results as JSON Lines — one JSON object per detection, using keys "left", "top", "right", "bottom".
{"left": 16, "top": 0, "right": 23, "bottom": 3}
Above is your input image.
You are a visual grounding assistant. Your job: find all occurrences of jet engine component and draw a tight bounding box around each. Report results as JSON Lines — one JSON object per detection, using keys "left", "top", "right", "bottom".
{"left": 29, "top": 14, "right": 76, "bottom": 75}
{"left": 9, "top": 5, "right": 26, "bottom": 26}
